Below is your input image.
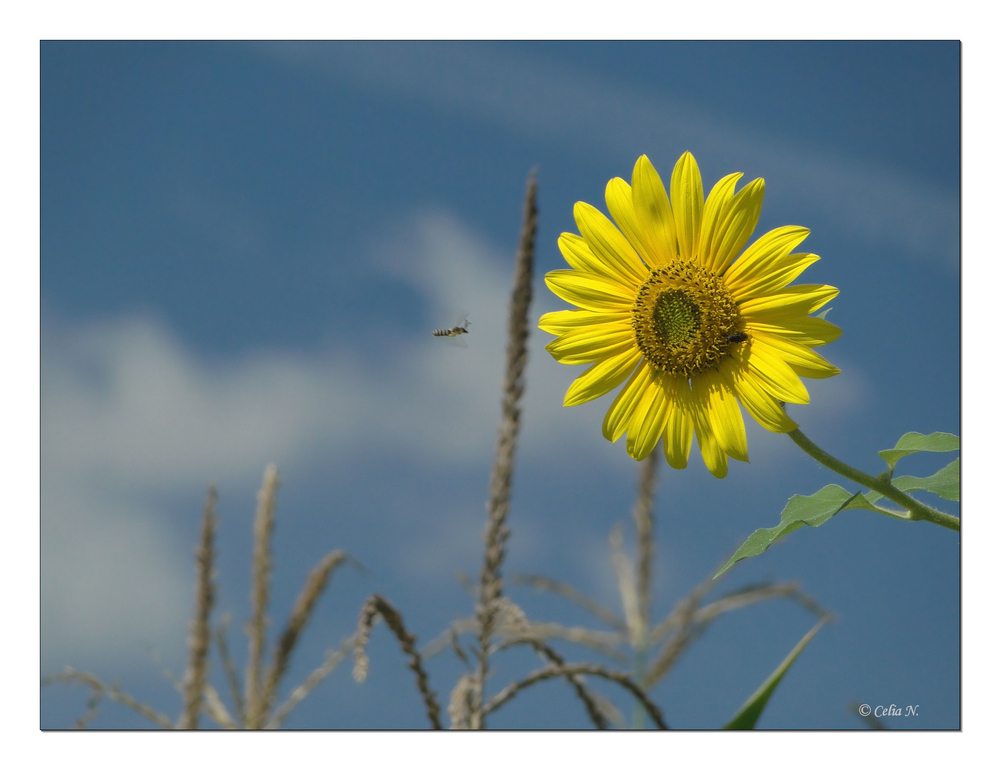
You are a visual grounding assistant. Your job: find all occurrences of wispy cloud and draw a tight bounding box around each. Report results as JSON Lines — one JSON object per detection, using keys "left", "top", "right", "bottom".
{"left": 261, "top": 42, "right": 957, "bottom": 267}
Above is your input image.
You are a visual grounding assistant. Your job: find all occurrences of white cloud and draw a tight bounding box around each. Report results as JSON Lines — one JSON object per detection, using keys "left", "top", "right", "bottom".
{"left": 260, "top": 42, "right": 957, "bottom": 267}
{"left": 40, "top": 485, "right": 189, "bottom": 665}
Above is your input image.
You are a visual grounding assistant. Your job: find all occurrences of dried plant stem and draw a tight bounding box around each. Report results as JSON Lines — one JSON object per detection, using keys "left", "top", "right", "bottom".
{"left": 646, "top": 579, "right": 828, "bottom": 687}
{"left": 179, "top": 487, "right": 217, "bottom": 729}
{"left": 215, "top": 614, "right": 246, "bottom": 726}
{"left": 694, "top": 582, "right": 825, "bottom": 627}
{"left": 473, "top": 170, "right": 538, "bottom": 729}
{"left": 245, "top": 464, "right": 279, "bottom": 728}
{"left": 519, "top": 622, "right": 629, "bottom": 664}
{"left": 500, "top": 637, "right": 609, "bottom": 729}
{"left": 483, "top": 663, "right": 668, "bottom": 729}
{"left": 511, "top": 573, "right": 626, "bottom": 632}
{"left": 609, "top": 525, "right": 642, "bottom": 648}
{"left": 142, "top": 643, "right": 183, "bottom": 691}
{"left": 261, "top": 550, "right": 355, "bottom": 718}
{"left": 420, "top": 618, "right": 480, "bottom": 659}
{"left": 43, "top": 669, "right": 174, "bottom": 729}
{"left": 266, "top": 635, "right": 356, "bottom": 729}
{"left": 447, "top": 674, "right": 477, "bottom": 729}
{"left": 202, "top": 683, "right": 237, "bottom": 729}
{"left": 75, "top": 690, "right": 104, "bottom": 729}
{"left": 646, "top": 584, "right": 716, "bottom": 686}
{"left": 354, "top": 594, "right": 443, "bottom": 729}
{"left": 632, "top": 451, "right": 658, "bottom": 637}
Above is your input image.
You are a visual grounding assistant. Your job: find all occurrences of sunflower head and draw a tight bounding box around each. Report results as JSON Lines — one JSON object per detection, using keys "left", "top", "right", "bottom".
{"left": 539, "top": 152, "right": 841, "bottom": 478}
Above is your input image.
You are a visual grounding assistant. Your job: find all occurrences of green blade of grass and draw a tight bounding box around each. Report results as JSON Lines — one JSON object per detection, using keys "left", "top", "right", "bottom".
{"left": 723, "top": 615, "right": 830, "bottom": 730}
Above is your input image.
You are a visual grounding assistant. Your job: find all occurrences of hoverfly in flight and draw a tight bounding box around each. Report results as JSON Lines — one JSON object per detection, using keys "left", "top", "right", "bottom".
{"left": 432, "top": 313, "right": 471, "bottom": 348}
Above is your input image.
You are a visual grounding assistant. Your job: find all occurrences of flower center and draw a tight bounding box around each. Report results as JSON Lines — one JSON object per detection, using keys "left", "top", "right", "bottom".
{"left": 631, "top": 261, "right": 742, "bottom": 376}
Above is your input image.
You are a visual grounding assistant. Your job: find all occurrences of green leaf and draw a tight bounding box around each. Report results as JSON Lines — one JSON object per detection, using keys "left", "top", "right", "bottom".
{"left": 868, "top": 458, "right": 960, "bottom": 504}
{"left": 877, "top": 431, "right": 959, "bottom": 474}
{"left": 814, "top": 307, "right": 832, "bottom": 320}
{"left": 715, "top": 486, "right": 879, "bottom": 578}
{"left": 723, "top": 616, "right": 830, "bottom": 729}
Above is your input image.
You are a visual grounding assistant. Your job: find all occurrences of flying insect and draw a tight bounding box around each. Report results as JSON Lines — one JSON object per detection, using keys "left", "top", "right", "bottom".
{"left": 433, "top": 314, "right": 471, "bottom": 347}
{"left": 727, "top": 331, "right": 749, "bottom": 344}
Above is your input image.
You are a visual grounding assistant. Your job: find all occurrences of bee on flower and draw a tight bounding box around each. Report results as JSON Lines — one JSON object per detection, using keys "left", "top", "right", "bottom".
{"left": 539, "top": 152, "right": 841, "bottom": 478}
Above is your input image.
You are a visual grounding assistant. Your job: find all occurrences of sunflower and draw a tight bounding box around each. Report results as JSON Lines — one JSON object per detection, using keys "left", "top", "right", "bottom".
{"left": 539, "top": 153, "right": 841, "bottom": 478}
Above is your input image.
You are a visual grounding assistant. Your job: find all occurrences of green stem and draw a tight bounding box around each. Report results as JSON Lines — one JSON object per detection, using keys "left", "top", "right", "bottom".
{"left": 787, "top": 429, "right": 959, "bottom": 532}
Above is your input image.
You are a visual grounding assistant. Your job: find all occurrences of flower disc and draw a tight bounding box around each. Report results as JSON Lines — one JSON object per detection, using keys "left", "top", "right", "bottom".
{"left": 632, "top": 261, "right": 741, "bottom": 377}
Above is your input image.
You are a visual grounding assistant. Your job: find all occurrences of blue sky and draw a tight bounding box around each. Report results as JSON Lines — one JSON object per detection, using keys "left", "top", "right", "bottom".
{"left": 40, "top": 41, "right": 960, "bottom": 730}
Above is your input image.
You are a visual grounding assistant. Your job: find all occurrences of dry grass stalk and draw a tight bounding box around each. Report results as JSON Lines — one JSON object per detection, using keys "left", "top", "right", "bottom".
{"left": 472, "top": 170, "right": 538, "bottom": 729}
{"left": 266, "top": 635, "right": 356, "bottom": 729}
{"left": 447, "top": 674, "right": 476, "bottom": 729}
{"left": 48, "top": 463, "right": 360, "bottom": 730}
{"left": 483, "top": 662, "right": 668, "bottom": 729}
{"left": 645, "top": 596, "right": 705, "bottom": 686}
{"left": 609, "top": 525, "right": 642, "bottom": 648}
{"left": 141, "top": 643, "right": 186, "bottom": 700}
{"left": 424, "top": 618, "right": 627, "bottom": 665}
{"left": 449, "top": 628, "right": 470, "bottom": 666}
{"left": 420, "top": 618, "right": 480, "bottom": 659}
{"left": 499, "top": 635, "right": 610, "bottom": 729}
{"left": 511, "top": 573, "right": 625, "bottom": 632}
{"left": 43, "top": 668, "right": 175, "bottom": 729}
{"left": 643, "top": 564, "right": 721, "bottom": 686}
{"left": 202, "top": 683, "right": 237, "bottom": 728}
{"left": 354, "top": 593, "right": 443, "bottom": 729}
{"left": 245, "top": 463, "right": 279, "bottom": 728}
{"left": 645, "top": 578, "right": 828, "bottom": 687}
{"left": 690, "top": 582, "right": 822, "bottom": 629}
{"left": 75, "top": 690, "right": 104, "bottom": 729}
{"left": 178, "top": 486, "right": 217, "bottom": 729}
{"left": 632, "top": 452, "right": 658, "bottom": 636}
{"left": 261, "top": 549, "right": 355, "bottom": 718}
{"left": 518, "top": 622, "right": 629, "bottom": 664}
{"left": 214, "top": 614, "right": 246, "bottom": 726}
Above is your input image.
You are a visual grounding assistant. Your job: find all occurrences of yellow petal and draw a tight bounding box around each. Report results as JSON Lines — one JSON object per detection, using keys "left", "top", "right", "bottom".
{"left": 558, "top": 232, "right": 639, "bottom": 286}
{"left": 752, "top": 332, "right": 841, "bottom": 379}
{"left": 626, "top": 372, "right": 668, "bottom": 461}
{"left": 574, "top": 202, "right": 648, "bottom": 286}
{"left": 564, "top": 347, "right": 642, "bottom": 406}
{"left": 539, "top": 308, "right": 631, "bottom": 335}
{"left": 730, "top": 251, "right": 820, "bottom": 303}
{"left": 724, "top": 225, "right": 811, "bottom": 299}
{"left": 544, "top": 269, "right": 635, "bottom": 313}
{"left": 699, "top": 174, "right": 742, "bottom": 257}
{"left": 602, "top": 361, "right": 654, "bottom": 442}
{"left": 605, "top": 177, "right": 658, "bottom": 267}
{"left": 630, "top": 155, "right": 678, "bottom": 266}
{"left": 670, "top": 152, "right": 704, "bottom": 262}
{"left": 693, "top": 405, "right": 728, "bottom": 479}
{"left": 745, "top": 317, "right": 842, "bottom": 348}
{"left": 662, "top": 376, "right": 694, "bottom": 469}
{"left": 739, "top": 284, "right": 839, "bottom": 321}
{"left": 703, "top": 178, "right": 766, "bottom": 276}
{"left": 692, "top": 369, "right": 749, "bottom": 463}
{"left": 725, "top": 356, "right": 798, "bottom": 433}
{"left": 739, "top": 340, "right": 811, "bottom": 405}
{"left": 545, "top": 323, "right": 635, "bottom": 365}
